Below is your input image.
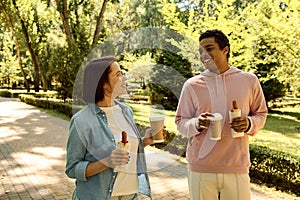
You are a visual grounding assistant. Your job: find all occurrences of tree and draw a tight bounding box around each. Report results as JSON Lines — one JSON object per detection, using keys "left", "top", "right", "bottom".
{"left": 0, "top": 1, "right": 29, "bottom": 91}
{"left": 11, "top": 0, "right": 48, "bottom": 91}
{"left": 158, "top": 0, "right": 298, "bottom": 105}
{"left": 0, "top": 0, "right": 112, "bottom": 98}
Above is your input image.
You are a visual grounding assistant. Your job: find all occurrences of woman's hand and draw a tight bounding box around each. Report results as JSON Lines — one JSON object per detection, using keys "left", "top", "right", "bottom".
{"left": 100, "top": 149, "right": 130, "bottom": 168}
{"left": 143, "top": 126, "right": 167, "bottom": 147}
{"left": 143, "top": 128, "right": 155, "bottom": 147}
{"left": 86, "top": 149, "right": 129, "bottom": 177}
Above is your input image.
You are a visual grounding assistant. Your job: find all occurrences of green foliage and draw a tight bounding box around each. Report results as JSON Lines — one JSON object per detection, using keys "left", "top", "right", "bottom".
{"left": 0, "top": 89, "right": 14, "bottom": 97}
{"left": 148, "top": 49, "right": 193, "bottom": 110}
{"left": 47, "top": 44, "right": 83, "bottom": 101}
{"left": 1, "top": 0, "right": 300, "bottom": 105}
{"left": 158, "top": 0, "right": 300, "bottom": 103}
{"left": 261, "top": 78, "right": 286, "bottom": 103}
{"left": 249, "top": 144, "right": 300, "bottom": 196}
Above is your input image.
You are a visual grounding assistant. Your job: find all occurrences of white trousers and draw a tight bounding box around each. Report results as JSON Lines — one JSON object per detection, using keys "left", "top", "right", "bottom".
{"left": 188, "top": 170, "right": 250, "bottom": 200}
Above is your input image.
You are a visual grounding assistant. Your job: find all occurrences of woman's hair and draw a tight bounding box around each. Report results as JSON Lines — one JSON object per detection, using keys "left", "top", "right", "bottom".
{"left": 199, "top": 29, "right": 230, "bottom": 61}
{"left": 82, "top": 56, "right": 115, "bottom": 103}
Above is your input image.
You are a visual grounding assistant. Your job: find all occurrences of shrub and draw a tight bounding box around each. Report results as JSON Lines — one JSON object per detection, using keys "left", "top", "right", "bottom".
{"left": 249, "top": 144, "right": 300, "bottom": 196}
{"left": 18, "top": 94, "right": 74, "bottom": 118}
{"left": 0, "top": 90, "right": 12, "bottom": 97}
{"left": 0, "top": 89, "right": 20, "bottom": 98}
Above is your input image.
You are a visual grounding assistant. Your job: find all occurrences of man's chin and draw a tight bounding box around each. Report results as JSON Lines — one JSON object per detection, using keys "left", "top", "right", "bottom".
{"left": 205, "top": 65, "right": 220, "bottom": 74}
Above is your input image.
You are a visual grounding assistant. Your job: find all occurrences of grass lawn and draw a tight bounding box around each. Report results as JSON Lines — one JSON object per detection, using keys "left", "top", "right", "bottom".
{"left": 127, "top": 102, "right": 300, "bottom": 157}
{"left": 250, "top": 107, "right": 300, "bottom": 156}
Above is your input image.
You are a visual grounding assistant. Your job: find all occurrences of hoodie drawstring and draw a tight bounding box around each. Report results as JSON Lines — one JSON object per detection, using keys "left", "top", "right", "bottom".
{"left": 223, "top": 73, "right": 227, "bottom": 96}
{"left": 215, "top": 73, "right": 227, "bottom": 96}
{"left": 215, "top": 75, "right": 219, "bottom": 95}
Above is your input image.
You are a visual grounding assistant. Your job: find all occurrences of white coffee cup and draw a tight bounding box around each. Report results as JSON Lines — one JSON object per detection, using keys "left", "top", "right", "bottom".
{"left": 149, "top": 116, "right": 165, "bottom": 143}
{"left": 207, "top": 113, "right": 223, "bottom": 140}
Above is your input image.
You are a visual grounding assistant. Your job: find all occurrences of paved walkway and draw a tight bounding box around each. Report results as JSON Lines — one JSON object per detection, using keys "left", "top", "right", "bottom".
{"left": 0, "top": 97, "right": 299, "bottom": 200}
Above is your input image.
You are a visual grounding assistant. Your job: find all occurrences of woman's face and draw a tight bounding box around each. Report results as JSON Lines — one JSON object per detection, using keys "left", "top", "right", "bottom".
{"left": 104, "top": 62, "right": 127, "bottom": 98}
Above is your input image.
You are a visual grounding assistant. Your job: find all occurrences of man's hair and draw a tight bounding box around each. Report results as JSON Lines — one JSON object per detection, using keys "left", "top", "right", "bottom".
{"left": 199, "top": 29, "right": 230, "bottom": 60}
{"left": 82, "top": 56, "right": 115, "bottom": 103}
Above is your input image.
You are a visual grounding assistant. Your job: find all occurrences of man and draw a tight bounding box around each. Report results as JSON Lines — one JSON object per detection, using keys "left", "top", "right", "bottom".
{"left": 175, "top": 29, "right": 268, "bottom": 200}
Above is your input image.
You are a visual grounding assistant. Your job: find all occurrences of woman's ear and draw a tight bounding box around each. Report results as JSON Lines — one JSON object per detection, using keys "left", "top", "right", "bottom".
{"left": 103, "top": 82, "right": 109, "bottom": 91}
{"left": 103, "top": 82, "right": 113, "bottom": 95}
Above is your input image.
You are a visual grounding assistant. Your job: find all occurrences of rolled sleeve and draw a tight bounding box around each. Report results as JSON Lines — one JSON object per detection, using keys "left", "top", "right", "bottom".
{"left": 66, "top": 117, "right": 89, "bottom": 180}
{"left": 245, "top": 117, "right": 254, "bottom": 135}
{"left": 75, "top": 161, "right": 89, "bottom": 181}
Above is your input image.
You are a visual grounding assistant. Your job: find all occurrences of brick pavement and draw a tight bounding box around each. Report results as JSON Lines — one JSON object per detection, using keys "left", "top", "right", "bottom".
{"left": 0, "top": 97, "right": 189, "bottom": 200}
{"left": 0, "top": 97, "right": 298, "bottom": 200}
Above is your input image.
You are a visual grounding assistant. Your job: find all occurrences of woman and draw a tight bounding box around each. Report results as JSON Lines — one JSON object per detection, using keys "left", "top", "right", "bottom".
{"left": 66, "top": 56, "right": 154, "bottom": 200}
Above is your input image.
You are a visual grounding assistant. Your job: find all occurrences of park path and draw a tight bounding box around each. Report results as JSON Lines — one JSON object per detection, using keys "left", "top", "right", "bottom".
{"left": 0, "top": 97, "right": 299, "bottom": 200}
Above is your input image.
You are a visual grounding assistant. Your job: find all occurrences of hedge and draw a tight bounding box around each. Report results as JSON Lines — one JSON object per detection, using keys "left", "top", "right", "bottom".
{"left": 249, "top": 145, "right": 300, "bottom": 196}
{"left": 0, "top": 89, "right": 20, "bottom": 98}
{"left": 18, "top": 94, "right": 80, "bottom": 118}
{"left": 12, "top": 94, "right": 300, "bottom": 196}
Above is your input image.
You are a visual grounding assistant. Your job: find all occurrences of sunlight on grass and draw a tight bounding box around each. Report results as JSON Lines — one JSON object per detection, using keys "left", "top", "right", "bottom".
{"left": 42, "top": 109, "right": 71, "bottom": 121}
{"left": 249, "top": 109, "right": 300, "bottom": 156}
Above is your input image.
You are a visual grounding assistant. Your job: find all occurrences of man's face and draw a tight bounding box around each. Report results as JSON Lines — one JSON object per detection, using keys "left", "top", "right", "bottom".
{"left": 199, "top": 37, "right": 228, "bottom": 73}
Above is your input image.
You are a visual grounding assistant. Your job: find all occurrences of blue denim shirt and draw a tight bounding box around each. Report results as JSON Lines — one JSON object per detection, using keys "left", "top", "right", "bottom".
{"left": 65, "top": 101, "right": 152, "bottom": 200}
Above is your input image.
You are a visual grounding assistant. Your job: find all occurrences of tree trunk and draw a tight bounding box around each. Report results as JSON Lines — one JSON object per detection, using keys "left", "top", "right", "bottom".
{"left": 55, "top": 0, "right": 73, "bottom": 46}
{"left": 91, "top": 0, "right": 109, "bottom": 49}
{"left": 12, "top": 0, "right": 48, "bottom": 92}
{"left": 0, "top": 2, "right": 30, "bottom": 92}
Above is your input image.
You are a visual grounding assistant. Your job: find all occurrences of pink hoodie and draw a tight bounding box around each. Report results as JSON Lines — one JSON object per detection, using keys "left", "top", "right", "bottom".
{"left": 175, "top": 67, "right": 267, "bottom": 173}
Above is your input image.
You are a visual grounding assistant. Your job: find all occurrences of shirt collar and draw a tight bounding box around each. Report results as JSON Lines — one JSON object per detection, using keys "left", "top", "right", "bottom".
{"left": 88, "top": 100, "right": 127, "bottom": 114}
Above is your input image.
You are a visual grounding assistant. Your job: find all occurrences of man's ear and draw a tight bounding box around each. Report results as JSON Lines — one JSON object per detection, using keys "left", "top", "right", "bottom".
{"left": 223, "top": 46, "right": 229, "bottom": 55}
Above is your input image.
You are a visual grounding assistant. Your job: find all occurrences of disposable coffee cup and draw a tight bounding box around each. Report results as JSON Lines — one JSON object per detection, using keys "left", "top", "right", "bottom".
{"left": 229, "top": 110, "right": 245, "bottom": 138}
{"left": 149, "top": 116, "right": 165, "bottom": 143}
{"left": 207, "top": 113, "right": 223, "bottom": 140}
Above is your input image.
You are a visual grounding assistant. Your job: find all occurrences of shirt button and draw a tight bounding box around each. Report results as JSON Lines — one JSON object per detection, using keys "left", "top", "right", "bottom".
{"left": 111, "top": 138, "right": 115, "bottom": 141}
{"left": 109, "top": 190, "right": 112, "bottom": 193}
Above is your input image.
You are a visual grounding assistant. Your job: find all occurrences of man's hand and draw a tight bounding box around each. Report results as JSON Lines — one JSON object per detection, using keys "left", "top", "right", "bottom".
{"left": 196, "top": 112, "right": 213, "bottom": 131}
{"left": 230, "top": 117, "right": 250, "bottom": 132}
